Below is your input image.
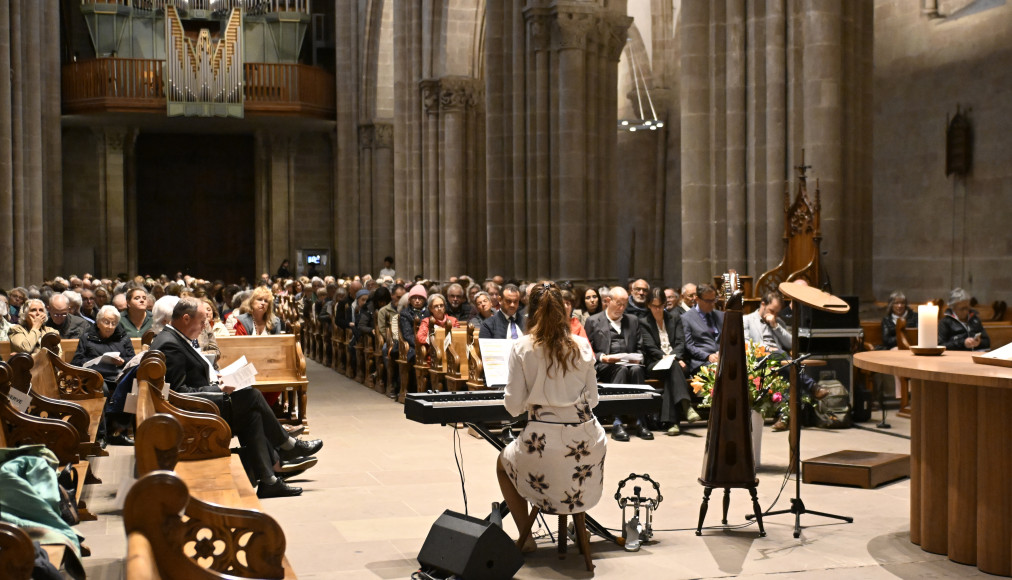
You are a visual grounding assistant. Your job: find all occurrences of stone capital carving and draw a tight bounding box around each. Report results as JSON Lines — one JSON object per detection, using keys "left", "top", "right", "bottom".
{"left": 554, "top": 11, "right": 596, "bottom": 51}
{"left": 419, "top": 77, "right": 483, "bottom": 115}
{"left": 374, "top": 123, "right": 394, "bottom": 149}
{"left": 603, "top": 14, "right": 633, "bottom": 61}
{"left": 527, "top": 13, "right": 552, "bottom": 52}
{"left": 358, "top": 124, "right": 375, "bottom": 149}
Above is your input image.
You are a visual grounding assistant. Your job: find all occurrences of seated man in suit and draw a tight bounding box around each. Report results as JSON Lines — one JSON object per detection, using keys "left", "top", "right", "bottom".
{"left": 683, "top": 284, "right": 724, "bottom": 376}
{"left": 678, "top": 283, "right": 697, "bottom": 313}
{"left": 742, "top": 291, "right": 792, "bottom": 352}
{"left": 46, "top": 293, "right": 91, "bottom": 339}
{"left": 585, "top": 287, "right": 651, "bottom": 441}
{"left": 479, "top": 284, "right": 525, "bottom": 339}
{"left": 151, "top": 297, "right": 323, "bottom": 499}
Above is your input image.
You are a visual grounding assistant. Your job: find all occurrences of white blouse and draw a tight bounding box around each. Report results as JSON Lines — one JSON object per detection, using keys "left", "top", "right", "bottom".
{"left": 504, "top": 334, "right": 599, "bottom": 415}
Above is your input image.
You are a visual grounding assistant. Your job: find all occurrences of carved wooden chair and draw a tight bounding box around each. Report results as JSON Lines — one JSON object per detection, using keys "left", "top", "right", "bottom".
{"left": 466, "top": 324, "right": 487, "bottom": 390}
{"left": 0, "top": 522, "right": 35, "bottom": 580}
{"left": 412, "top": 318, "right": 432, "bottom": 393}
{"left": 754, "top": 160, "right": 824, "bottom": 298}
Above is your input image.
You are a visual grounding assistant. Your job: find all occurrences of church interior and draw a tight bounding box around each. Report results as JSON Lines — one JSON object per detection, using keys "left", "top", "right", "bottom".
{"left": 1, "top": 0, "right": 1011, "bottom": 578}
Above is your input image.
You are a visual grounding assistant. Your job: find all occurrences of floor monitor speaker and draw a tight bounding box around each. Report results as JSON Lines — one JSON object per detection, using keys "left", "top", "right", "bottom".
{"left": 417, "top": 510, "right": 523, "bottom": 580}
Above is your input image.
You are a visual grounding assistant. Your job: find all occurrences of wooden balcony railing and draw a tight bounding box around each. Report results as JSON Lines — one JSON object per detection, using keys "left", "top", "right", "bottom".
{"left": 62, "top": 58, "right": 335, "bottom": 118}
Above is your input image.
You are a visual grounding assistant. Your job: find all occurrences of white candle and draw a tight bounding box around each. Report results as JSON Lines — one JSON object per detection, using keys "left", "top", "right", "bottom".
{"left": 917, "top": 304, "right": 938, "bottom": 348}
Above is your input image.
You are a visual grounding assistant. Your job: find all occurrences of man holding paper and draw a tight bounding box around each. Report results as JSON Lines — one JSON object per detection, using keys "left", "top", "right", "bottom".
{"left": 585, "top": 286, "right": 651, "bottom": 441}
{"left": 150, "top": 297, "right": 323, "bottom": 499}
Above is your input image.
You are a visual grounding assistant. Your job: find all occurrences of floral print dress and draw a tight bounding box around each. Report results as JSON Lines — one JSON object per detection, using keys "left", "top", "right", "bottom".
{"left": 500, "top": 335, "right": 607, "bottom": 515}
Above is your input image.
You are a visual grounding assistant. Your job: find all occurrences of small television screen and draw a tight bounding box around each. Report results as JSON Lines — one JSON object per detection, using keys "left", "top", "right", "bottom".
{"left": 306, "top": 254, "right": 321, "bottom": 265}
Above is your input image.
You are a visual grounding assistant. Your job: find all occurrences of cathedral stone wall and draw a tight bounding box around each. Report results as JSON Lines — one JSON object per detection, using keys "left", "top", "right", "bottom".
{"left": 873, "top": 0, "right": 1012, "bottom": 304}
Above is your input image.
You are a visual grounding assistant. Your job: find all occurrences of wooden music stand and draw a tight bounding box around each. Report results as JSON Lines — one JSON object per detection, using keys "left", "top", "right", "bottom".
{"left": 754, "top": 281, "right": 854, "bottom": 538}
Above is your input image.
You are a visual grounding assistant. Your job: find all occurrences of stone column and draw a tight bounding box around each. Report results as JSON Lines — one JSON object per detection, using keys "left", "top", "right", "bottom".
{"left": 0, "top": 0, "right": 14, "bottom": 284}
{"left": 42, "top": 0, "right": 62, "bottom": 278}
{"left": 680, "top": 0, "right": 712, "bottom": 285}
{"left": 335, "top": 0, "right": 361, "bottom": 274}
{"left": 269, "top": 134, "right": 292, "bottom": 272}
{"left": 99, "top": 127, "right": 130, "bottom": 277}
{"left": 372, "top": 123, "right": 395, "bottom": 273}
{"left": 358, "top": 123, "right": 375, "bottom": 272}
{"left": 803, "top": 0, "right": 843, "bottom": 291}
{"left": 438, "top": 78, "right": 471, "bottom": 279}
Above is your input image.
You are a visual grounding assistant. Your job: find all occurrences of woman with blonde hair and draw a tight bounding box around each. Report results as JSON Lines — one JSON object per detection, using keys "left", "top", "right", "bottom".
{"left": 496, "top": 281, "right": 606, "bottom": 552}
{"left": 234, "top": 286, "right": 282, "bottom": 336}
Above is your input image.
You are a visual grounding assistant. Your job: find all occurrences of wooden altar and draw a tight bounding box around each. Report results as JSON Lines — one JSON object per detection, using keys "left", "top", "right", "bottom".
{"left": 853, "top": 350, "right": 1012, "bottom": 577}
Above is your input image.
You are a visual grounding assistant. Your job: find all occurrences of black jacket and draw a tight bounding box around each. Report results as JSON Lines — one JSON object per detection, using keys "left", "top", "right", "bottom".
{"left": 47, "top": 314, "right": 91, "bottom": 340}
{"left": 638, "top": 310, "right": 686, "bottom": 370}
{"left": 150, "top": 326, "right": 219, "bottom": 394}
{"left": 938, "top": 310, "right": 990, "bottom": 351}
{"left": 584, "top": 312, "right": 642, "bottom": 374}
{"left": 71, "top": 324, "right": 135, "bottom": 383}
{"left": 877, "top": 308, "right": 917, "bottom": 350}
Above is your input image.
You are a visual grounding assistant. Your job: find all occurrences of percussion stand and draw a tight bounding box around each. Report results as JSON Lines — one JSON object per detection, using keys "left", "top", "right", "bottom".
{"left": 750, "top": 283, "right": 854, "bottom": 538}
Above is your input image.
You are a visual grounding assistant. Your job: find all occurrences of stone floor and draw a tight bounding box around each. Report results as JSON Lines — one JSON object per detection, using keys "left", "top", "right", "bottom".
{"left": 77, "top": 360, "right": 991, "bottom": 579}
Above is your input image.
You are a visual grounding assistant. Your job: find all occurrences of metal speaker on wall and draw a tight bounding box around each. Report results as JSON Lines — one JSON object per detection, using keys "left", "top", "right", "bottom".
{"left": 946, "top": 104, "right": 972, "bottom": 178}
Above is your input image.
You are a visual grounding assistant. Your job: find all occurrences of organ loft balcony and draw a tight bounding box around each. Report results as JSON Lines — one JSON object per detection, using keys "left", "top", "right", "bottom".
{"left": 62, "top": 1, "right": 336, "bottom": 120}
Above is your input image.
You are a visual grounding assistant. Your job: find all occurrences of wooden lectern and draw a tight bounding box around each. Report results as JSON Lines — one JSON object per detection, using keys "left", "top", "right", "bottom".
{"left": 695, "top": 292, "right": 766, "bottom": 537}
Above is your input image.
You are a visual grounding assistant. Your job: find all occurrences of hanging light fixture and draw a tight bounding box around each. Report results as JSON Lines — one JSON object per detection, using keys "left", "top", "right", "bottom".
{"left": 618, "top": 41, "right": 663, "bottom": 132}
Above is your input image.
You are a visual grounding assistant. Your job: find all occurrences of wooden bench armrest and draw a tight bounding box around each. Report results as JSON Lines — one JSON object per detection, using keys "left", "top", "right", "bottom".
{"left": 143, "top": 383, "right": 232, "bottom": 461}
{"left": 27, "top": 392, "right": 91, "bottom": 443}
{"left": 46, "top": 349, "right": 106, "bottom": 400}
{"left": 124, "top": 471, "right": 287, "bottom": 579}
{"left": 0, "top": 522, "right": 35, "bottom": 580}
{"left": 168, "top": 391, "right": 220, "bottom": 415}
{"left": 0, "top": 398, "right": 81, "bottom": 464}
{"left": 126, "top": 531, "right": 163, "bottom": 580}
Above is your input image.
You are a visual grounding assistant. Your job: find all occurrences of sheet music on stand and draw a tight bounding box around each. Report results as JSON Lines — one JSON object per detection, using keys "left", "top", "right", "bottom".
{"left": 479, "top": 338, "right": 514, "bottom": 387}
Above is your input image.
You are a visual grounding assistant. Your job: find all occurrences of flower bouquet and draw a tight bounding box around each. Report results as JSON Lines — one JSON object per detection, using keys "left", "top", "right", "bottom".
{"left": 690, "top": 342, "right": 790, "bottom": 419}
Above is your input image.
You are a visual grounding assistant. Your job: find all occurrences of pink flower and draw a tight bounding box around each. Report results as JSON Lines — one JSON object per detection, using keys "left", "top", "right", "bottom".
{"left": 753, "top": 377, "right": 761, "bottom": 387}
{"left": 772, "top": 392, "right": 782, "bottom": 403}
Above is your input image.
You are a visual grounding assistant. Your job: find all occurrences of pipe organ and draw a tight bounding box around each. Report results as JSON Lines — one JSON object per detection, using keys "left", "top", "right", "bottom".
{"left": 165, "top": 5, "right": 244, "bottom": 117}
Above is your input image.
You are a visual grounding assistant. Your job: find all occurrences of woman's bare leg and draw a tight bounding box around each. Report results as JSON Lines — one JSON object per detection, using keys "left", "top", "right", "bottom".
{"left": 497, "top": 452, "right": 532, "bottom": 537}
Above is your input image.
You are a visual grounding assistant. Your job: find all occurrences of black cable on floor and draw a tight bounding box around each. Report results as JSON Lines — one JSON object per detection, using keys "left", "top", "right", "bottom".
{"left": 452, "top": 427, "right": 468, "bottom": 516}
{"left": 852, "top": 423, "right": 911, "bottom": 440}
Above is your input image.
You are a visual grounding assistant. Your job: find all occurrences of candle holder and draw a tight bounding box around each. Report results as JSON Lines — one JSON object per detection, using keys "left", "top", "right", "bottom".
{"left": 910, "top": 345, "right": 945, "bottom": 356}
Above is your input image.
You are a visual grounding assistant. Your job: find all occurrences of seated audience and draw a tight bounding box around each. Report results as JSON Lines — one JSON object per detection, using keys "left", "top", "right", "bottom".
{"left": 678, "top": 283, "right": 697, "bottom": 312}
{"left": 416, "top": 293, "right": 459, "bottom": 364}
{"left": 9, "top": 299, "right": 60, "bottom": 354}
{"left": 580, "top": 286, "right": 603, "bottom": 324}
{"left": 939, "top": 287, "right": 990, "bottom": 351}
{"left": 742, "top": 291, "right": 792, "bottom": 352}
{"left": 234, "top": 287, "right": 282, "bottom": 335}
{"left": 683, "top": 284, "right": 724, "bottom": 375}
{"left": 0, "top": 295, "right": 11, "bottom": 341}
{"left": 479, "top": 284, "right": 525, "bottom": 339}
{"left": 469, "top": 291, "right": 495, "bottom": 328}
{"left": 72, "top": 305, "right": 135, "bottom": 446}
{"left": 640, "top": 288, "right": 697, "bottom": 435}
{"left": 80, "top": 288, "right": 98, "bottom": 321}
{"left": 118, "top": 287, "right": 153, "bottom": 338}
{"left": 46, "top": 293, "right": 90, "bottom": 339}
{"left": 151, "top": 298, "right": 322, "bottom": 499}
{"left": 664, "top": 287, "right": 679, "bottom": 312}
{"left": 626, "top": 279, "right": 651, "bottom": 319}
{"left": 8, "top": 287, "right": 27, "bottom": 323}
{"left": 483, "top": 281, "right": 502, "bottom": 309}
{"left": 399, "top": 284, "right": 430, "bottom": 371}
{"left": 560, "top": 289, "right": 589, "bottom": 342}
{"left": 197, "top": 298, "right": 224, "bottom": 366}
{"left": 445, "top": 283, "right": 474, "bottom": 321}
{"left": 585, "top": 287, "right": 650, "bottom": 441}
{"left": 877, "top": 290, "right": 917, "bottom": 350}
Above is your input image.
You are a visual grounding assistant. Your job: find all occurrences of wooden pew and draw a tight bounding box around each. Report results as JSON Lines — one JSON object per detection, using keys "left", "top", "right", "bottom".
{"left": 215, "top": 335, "right": 309, "bottom": 427}
{"left": 393, "top": 317, "right": 412, "bottom": 403}
{"left": 465, "top": 324, "right": 487, "bottom": 391}
{"left": 0, "top": 522, "right": 35, "bottom": 580}
{"left": 444, "top": 325, "right": 469, "bottom": 392}
{"left": 330, "top": 323, "right": 346, "bottom": 374}
{"left": 362, "top": 333, "right": 377, "bottom": 389}
{"left": 129, "top": 402, "right": 296, "bottom": 578}
{"left": 412, "top": 318, "right": 432, "bottom": 393}
{"left": 372, "top": 327, "right": 388, "bottom": 394}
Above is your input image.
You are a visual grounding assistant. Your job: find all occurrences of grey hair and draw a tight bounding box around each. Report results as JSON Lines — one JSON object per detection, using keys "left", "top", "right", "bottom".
{"left": 948, "top": 287, "right": 971, "bottom": 305}
{"left": 63, "top": 290, "right": 83, "bottom": 308}
{"left": 427, "top": 293, "right": 446, "bottom": 310}
{"left": 888, "top": 290, "right": 907, "bottom": 304}
{"left": 20, "top": 299, "right": 48, "bottom": 324}
{"left": 150, "top": 296, "right": 180, "bottom": 334}
{"left": 96, "top": 305, "right": 121, "bottom": 324}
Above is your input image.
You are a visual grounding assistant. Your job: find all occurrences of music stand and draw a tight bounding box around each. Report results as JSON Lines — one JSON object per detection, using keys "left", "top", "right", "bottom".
{"left": 754, "top": 281, "right": 854, "bottom": 538}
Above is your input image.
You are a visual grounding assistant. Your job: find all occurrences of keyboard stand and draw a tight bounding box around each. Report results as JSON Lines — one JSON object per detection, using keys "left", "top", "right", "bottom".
{"left": 467, "top": 422, "right": 618, "bottom": 544}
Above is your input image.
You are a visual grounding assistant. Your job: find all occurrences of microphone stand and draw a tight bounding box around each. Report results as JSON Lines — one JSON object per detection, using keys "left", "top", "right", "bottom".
{"left": 747, "top": 296, "right": 853, "bottom": 538}
{"left": 876, "top": 376, "right": 892, "bottom": 429}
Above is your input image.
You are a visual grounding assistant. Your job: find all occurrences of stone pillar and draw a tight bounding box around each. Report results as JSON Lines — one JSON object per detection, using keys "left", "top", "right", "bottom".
{"left": 680, "top": 0, "right": 712, "bottom": 285}
{"left": 42, "top": 0, "right": 62, "bottom": 278}
{"left": 372, "top": 123, "right": 395, "bottom": 273}
{"left": 335, "top": 0, "right": 361, "bottom": 275}
{"left": 269, "top": 134, "right": 292, "bottom": 272}
{"left": 97, "top": 127, "right": 131, "bottom": 277}
{"left": 358, "top": 123, "right": 375, "bottom": 273}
